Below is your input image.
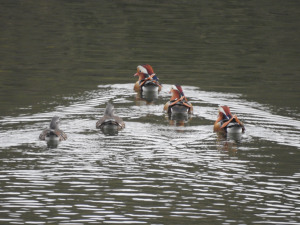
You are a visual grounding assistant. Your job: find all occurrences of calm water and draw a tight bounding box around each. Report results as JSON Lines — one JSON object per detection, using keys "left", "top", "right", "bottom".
{"left": 1, "top": 1, "right": 300, "bottom": 225}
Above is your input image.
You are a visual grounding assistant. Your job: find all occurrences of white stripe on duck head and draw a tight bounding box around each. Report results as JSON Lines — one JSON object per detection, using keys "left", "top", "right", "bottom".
{"left": 136, "top": 64, "right": 159, "bottom": 80}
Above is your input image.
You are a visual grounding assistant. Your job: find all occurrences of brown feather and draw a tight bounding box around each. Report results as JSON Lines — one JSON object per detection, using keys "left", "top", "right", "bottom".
{"left": 39, "top": 116, "right": 67, "bottom": 141}
{"left": 96, "top": 104, "right": 125, "bottom": 130}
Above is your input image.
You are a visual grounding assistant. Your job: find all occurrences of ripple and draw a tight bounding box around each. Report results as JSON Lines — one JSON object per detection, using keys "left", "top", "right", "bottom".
{"left": 0, "top": 84, "right": 300, "bottom": 224}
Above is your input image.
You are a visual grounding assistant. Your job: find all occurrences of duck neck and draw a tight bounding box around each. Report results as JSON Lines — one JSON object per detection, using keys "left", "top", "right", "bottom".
{"left": 170, "top": 91, "right": 181, "bottom": 101}
{"left": 50, "top": 123, "right": 59, "bottom": 130}
{"left": 138, "top": 74, "right": 146, "bottom": 81}
{"left": 216, "top": 112, "right": 224, "bottom": 122}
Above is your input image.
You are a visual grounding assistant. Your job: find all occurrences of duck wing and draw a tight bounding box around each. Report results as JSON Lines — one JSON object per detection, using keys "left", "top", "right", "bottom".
{"left": 39, "top": 129, "right": 67, "bottom": 141}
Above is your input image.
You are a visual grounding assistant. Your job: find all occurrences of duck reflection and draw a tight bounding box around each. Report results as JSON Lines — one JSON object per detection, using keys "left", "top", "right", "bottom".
{"left": 216, "top": 132, "right": 242, "bottom": 155}
{"left": 46, "top": 139, "right": 59, "bottom": 148}
{"left": 166, "top": 112, "right": 192, "bottom": 127}
{"left": 100, "top": 125, "right": 119, "bottom": 136}
{"left": 135, "top": 90, "right": 158, "bottom": 105}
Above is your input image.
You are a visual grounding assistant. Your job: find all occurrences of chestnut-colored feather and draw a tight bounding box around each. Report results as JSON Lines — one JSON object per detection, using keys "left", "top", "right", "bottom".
{"left": 164, "top": 84, "right": 193, "bottom": 114}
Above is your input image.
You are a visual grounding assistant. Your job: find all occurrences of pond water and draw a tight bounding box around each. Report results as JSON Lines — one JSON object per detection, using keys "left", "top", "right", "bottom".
{"left": 1, "top": 1, "right": 300, "bottom": 225}
{"left": 1, "top": 84, "right": 300, "bottom": 224}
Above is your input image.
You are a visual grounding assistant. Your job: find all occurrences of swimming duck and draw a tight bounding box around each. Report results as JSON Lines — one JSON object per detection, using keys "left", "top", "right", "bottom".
{"left": 214, "top": 106, "right": 245, "bottom": 133}
{"left": 39, "top": 116, "right": 67, "bottom": 141}
{"left": 96, "top": 103, "right": 125, "bottom": 130}
{"left": 134, "top": 64, "right": 162, "bottom": 92}
{"left": 164, "top": 84, "right": 193, "bottom": 114}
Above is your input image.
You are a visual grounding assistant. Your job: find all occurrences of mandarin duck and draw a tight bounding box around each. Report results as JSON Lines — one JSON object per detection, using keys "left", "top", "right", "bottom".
{"left": 39, "top": 116, "right": 67, "bottom": 141}
{"left": 164, "top": 84, "right": 193, "bottom": 114}
{"left": 214, "top": 106, "right": 245, "bottom": 133}
{"left": 96, "top": 103, "right": 125, "bottom": 131}
{"left": 134, "top": 64, "right": 162, "bottom": 92}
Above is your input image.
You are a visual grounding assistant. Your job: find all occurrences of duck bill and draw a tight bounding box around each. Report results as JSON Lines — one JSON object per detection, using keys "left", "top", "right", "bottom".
{"left": 134, "top": 72, "right": 139, "bottom": 76}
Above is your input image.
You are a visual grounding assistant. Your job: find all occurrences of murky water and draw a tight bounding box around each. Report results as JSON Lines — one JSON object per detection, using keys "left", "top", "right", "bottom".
{"left": 1, "top": 1, "right": 300, "bottom": 224}
{"left": 1, "top": 84, "right": 300, "bottom": 224}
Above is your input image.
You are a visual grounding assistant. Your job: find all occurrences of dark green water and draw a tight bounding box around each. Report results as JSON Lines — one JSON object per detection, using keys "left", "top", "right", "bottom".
{"left": 1, "top": 1, "right": 299, "bottom": 117}
{"left": 0, "top": 1, "right": 300, "bottom": 225}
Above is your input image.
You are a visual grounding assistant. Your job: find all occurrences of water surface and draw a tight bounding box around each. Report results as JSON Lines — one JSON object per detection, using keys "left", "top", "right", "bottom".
{"left": 1, "top": 1, "right": 300, "bottom": 224}
{"left": 1, "top": 84, "right": 300, "bottom": 224}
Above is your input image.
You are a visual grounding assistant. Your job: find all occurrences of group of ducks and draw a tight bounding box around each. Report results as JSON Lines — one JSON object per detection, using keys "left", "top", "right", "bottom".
{"left": 39, "top": 64, "right": 245, "bottom": 142}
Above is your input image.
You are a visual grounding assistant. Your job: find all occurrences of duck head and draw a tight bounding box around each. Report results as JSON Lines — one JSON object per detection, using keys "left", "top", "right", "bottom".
{"left": 134, "top": 64, "right": 155, "bottom": 81}
{"left": 104, "top": 103, "right": 115, "bottom": 118}
{"left": 49, "top": 116, "right": 61, "bottom": 129}
{"left": 218, "top": 106, "right": 233, "bottom": 120}
{"left": 170, "top": 84, "right": 185, "bottom": 101}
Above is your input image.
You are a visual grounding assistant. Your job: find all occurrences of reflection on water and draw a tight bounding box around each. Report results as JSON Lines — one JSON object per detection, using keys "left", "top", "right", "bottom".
{"left": 166, "top": 112, "right": 192, "bottom": 127}
{"left": 215, "top": 132, "right": 241, "bottom": 155}
{"left": 100, "top": 125, "right": 120, "bottom": 136}
{"left": 0, "top": 84, "right": 300, "bottom": 224}
{"left": 135, "top": 91, "right": 158, "bottom": 106}
{"left": 141, "top": 91, "right": 159, "bottom": 103}
{"left": 46, "top": 139, "right": 60, "bottom": 149}
{"left": 1, "top": 1, "right": 300, "bottom": 224}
